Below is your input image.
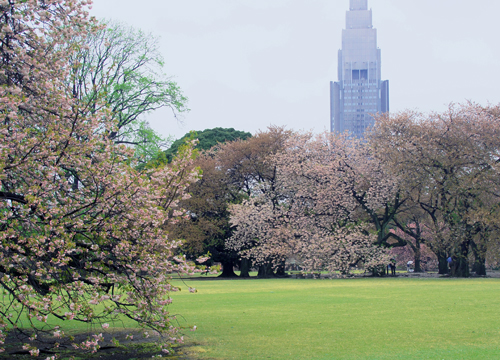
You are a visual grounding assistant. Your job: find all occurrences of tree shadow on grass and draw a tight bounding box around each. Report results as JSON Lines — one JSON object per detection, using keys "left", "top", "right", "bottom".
{"left": 4, "top": 329, "right": 207, "bottom": 360}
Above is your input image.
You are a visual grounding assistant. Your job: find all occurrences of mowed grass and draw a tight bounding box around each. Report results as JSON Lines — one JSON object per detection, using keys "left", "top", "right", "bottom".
{"left": 169, "top": 278, "right": 500, "bottom": 360}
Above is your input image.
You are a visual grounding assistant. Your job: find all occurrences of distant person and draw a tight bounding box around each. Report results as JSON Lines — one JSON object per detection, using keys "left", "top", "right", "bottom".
{"left": 407, "top": 261, "right": 413, "bottom": 272}
{"left": 391, "top": 259, "right": 396, "bottom": 276}
{"left": 447, "top": 256, "right": 452, "bottom": 271}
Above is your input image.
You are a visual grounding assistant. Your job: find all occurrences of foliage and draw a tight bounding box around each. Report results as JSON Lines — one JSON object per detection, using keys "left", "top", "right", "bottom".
{"left": 0, "top": 0, "right": 200, "bottom": 354}
{"left": 223, "top": 104, "right": 500, "bottom": 278}
{"left": 228, "top": 132, "right": 391, "bottom": 275}
{"left": 71, "top": 20, "right": 188, "bottom": 163}
{"left": 168, "top": 126, "right": 290, "bottom": 277}
{"left": 163, "top": 127, "right": 252, "bottom": 164}
{"left": 370, "top": 103, "right": 500, "bottom": 276}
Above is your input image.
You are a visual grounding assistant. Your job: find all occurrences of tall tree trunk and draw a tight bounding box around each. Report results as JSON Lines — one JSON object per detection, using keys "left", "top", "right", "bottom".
{"left": 472, "top": 256, "right": 486, "bottom": 276}
{"left": 471, "top": 241, "right": 487, "bottom": 276}
{"left": 257, "top": 264, "right": 274, "bottom": 278}
{"left": 219, "top": 259, "right": 237, "bottom": 277}
{"left": 450, "top": 257, "right": 469, "bottom": 277}
{"left": 239, "top": 258, "right": 251, "bottom": 278}
{"left": 392, "top": 217, "right": 425, "bottom": 273}
{"left": 371, "top": 264, "right": 386, "bottom": 277}
{"left": 414, "top": 241, "right": 422, "bottom": 273}
{"left": 275, "top": 262, "right": 286, "bottom": 277}
{"left": 450, "top": 242, "right": 470, "bottom": 278}
{"left": 437, "top": 251, "right": 449, "bottom": 275}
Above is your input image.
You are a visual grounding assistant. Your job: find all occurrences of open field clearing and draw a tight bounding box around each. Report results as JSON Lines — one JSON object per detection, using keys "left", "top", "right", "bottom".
{"left": 169, "top": 278, "right": 500, "bottom": 360}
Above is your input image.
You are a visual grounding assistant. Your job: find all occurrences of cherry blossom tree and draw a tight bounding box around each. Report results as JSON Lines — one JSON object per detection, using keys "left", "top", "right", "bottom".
{"left": 228, "top": 132, "right": 391, "bottom": 276}
{"left": 370, "top": 103, "right": 500, "bottom": 277}
{"left": 0, "top": 0, "right": 200, "bottom": 355}
{"left": 168, "top": 126, "right": 291, "bottom": 278}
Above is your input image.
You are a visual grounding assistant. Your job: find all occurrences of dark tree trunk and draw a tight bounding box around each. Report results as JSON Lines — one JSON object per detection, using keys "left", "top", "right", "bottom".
{"left": 471, "top": 242, "right": 487, "bottom": 276}
{"left": 371, "top": 265, "right": 386, "bottom": 277}
{"left": 219, "top": 259, "right": 238, "bottom": 277}
{"left": 437, "top": 251, "right": 449, "bottom": 275}
{"left": 392, "top": 217, "right": 426, "bottom": 273}
{"left": 257, "top": 264, "right": 274, "bottom": 278}
{"left": 239, "top": 258, "right": 251, "bottom": 278}
{"left": 450, "top": 257, "right": 469, "bottom": 277}
{"left": 275, "top": 262, "right": 286, "bottom": 277}
{"left": 450, "top": 242, "right": 470, "bottom": 278}
{"left": 414, "top": 243, "right": 422, "bottom": 273}
{"left": 472, "top": 257, "right": 487, "bottom": 276}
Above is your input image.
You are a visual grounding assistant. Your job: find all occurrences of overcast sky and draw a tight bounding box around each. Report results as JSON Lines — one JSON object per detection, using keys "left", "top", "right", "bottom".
{"left": 90, "top": 0, "right": 500, "bottom": 140}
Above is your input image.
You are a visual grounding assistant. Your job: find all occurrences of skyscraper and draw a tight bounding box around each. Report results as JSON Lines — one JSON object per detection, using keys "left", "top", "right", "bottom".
{"left": 330, "top": 0, "right": 389, "bottom": 136}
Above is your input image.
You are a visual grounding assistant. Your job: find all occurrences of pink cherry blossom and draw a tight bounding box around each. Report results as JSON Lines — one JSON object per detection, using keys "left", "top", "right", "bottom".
{"left": 0, "top": 0, "right": 201, "bottom": 354}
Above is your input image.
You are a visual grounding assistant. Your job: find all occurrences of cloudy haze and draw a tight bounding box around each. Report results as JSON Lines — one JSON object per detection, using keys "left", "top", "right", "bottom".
{"left": 90, "top": 0, "right": 500, "bottom": 140}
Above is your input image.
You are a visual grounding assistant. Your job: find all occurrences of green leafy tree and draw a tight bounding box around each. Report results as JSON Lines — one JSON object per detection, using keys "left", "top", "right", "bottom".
{"left": 71, "top": 21, "right": 187, "bottom": 162}
{"left": 163, "top": 127, "right": 252, "bottom": 163}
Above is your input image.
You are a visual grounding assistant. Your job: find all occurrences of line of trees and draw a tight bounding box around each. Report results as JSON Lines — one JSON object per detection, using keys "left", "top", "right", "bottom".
{"left": 2, "top": 1, "right": 498, "bottom": 357}
{"left": 371, "top": 105, "right": 500, "bottom": 276}
{"left": 227, "top": 104, "right": 500, "bottom": 278}
{"left": 166, "top": 126, "right": 290, "bottom": 277}
{"left": 171, "top": 105, "right": 500, "bottom": 279}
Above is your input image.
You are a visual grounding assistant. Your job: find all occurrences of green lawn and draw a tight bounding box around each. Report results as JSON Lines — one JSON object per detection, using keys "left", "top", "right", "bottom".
{"left": 169, "top": 277, "right": 500, "bottom": 359}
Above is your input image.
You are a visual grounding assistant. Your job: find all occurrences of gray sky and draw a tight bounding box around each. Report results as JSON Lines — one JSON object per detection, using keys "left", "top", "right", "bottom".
{"left": 90, "top": 0, "right": 500, "bottom": 140}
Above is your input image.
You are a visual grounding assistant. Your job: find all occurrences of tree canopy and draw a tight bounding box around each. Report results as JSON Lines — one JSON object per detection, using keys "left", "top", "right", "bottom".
{"left": 163, "top": 127, "right": 252, "bottom": 163}
{"left": 369, "top": 104, "right": 500, "bottom": 276}
{"left": 168, "top": 127, "right": 290, "bottom": 277}
{"left": 227, "top": 104, "right": 500, "bottom": 278}
{"left": 0, "top": 0, "right": 199, "bottom": 354}
{"left": 228, "top": 132, "right": 390, "bottom": 276}
{"left": 71, "top": 20, "right": 188, "bottom": 163}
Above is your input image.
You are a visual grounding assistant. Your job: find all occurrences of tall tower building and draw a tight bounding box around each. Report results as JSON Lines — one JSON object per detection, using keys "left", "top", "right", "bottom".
{"left": 330, "top": 0, "right": 389, "bottom": 136}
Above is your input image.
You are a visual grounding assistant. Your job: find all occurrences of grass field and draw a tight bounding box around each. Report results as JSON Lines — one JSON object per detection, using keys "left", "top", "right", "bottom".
{"left": 169, "top": 277, "right": 500, "bottom": 360}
